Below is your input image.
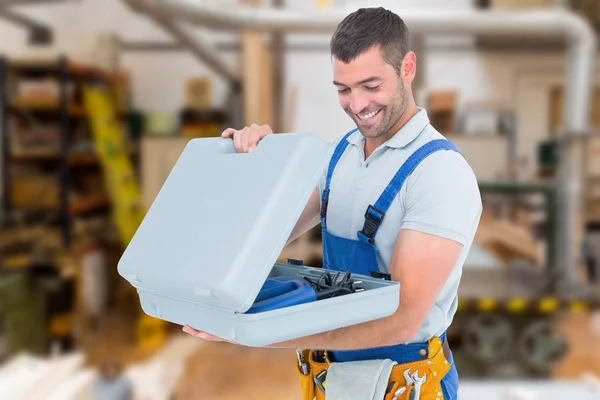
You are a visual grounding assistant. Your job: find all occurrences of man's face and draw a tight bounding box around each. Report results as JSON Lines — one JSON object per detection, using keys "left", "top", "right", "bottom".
{"left": 332, "top": 45, "right": 407, "bottom": 139}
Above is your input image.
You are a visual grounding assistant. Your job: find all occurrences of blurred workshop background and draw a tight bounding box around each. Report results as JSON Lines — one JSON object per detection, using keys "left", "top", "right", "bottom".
{"left": 1, "top": 0, "right": 600, "bottom": 399}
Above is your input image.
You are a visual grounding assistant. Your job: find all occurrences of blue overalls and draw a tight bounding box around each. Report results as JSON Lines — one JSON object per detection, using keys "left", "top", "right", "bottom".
{"left": 320, "top": 129, "right": 461, "bottom": 400}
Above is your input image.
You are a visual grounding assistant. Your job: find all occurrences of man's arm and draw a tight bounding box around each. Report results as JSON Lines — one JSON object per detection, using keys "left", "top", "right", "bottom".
{"left": 286, "top": 188, "right": 321, "bottom": 246}
{"left": 267, "top": 229, "right": 463, "bottom": 349}
{"left": 184, "top": 150, "right": 481, "bottom": 349}
{"left": 184, "top": 228, "right": 463, "bottom": 348}
{"left": 265, "top": 153, "right": 482, "bottom": 349}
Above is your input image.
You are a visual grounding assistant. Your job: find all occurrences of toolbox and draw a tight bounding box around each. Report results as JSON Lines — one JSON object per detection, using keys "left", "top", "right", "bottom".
{"left": 118, "top": 133, "right": 400, "bottom": 347}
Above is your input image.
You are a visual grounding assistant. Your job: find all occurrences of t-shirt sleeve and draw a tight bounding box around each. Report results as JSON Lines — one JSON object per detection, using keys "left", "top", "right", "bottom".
{"left": 399, "top": 150, "right": 482, "bottom": 246}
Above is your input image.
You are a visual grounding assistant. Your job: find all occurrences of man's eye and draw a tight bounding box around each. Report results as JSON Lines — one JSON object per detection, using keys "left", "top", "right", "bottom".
{"left": 337, "top": 88, "right": 350, "bottom": 93}
{"left": 366, "top": 86, "right": 380, "bottom": 91}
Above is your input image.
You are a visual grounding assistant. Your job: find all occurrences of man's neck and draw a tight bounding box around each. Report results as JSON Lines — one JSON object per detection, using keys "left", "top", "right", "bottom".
{"left": 364, "top": 104, "right": 419, "bottom": 159}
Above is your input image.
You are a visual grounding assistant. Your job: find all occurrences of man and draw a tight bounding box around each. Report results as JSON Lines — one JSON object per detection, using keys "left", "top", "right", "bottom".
{"left": 184, "top": 7, "right": 482, "bottom": 400}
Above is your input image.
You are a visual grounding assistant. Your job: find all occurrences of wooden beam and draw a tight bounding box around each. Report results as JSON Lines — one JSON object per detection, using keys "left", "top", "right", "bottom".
{"left": 241, "top": 30, "right": 274, "bottom": 127}
{"left": 271, "top": 0, "right": 285, "bottom": 132}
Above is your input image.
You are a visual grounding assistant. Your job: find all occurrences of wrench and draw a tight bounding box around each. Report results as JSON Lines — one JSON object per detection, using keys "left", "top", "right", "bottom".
{"left": 410, "top": 371, "right": 426, "bottom": 400}
{"left": 404, "top": 369, "right": 414, "bottom": 386}
{"left": 391, "top": 369, "right": 415, "bottom": 400}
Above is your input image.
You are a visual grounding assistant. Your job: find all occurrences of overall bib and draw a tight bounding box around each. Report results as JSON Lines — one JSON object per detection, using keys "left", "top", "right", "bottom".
{"left": 298, "top": 129, "right": 461, "bottom": 400}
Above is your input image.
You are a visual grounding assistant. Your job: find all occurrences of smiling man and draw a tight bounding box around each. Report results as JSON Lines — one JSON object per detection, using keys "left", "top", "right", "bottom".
{"left": 183, "top": 7, "right": 482, "bottom": 400}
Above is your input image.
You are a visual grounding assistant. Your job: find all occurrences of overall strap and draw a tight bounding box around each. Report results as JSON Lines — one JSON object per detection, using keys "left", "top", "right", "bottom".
{"left": 357, "top": 139, "right": 462, "bottom": 244}
{"left": 321, "top": 129, "right": 358, "bottom": 228}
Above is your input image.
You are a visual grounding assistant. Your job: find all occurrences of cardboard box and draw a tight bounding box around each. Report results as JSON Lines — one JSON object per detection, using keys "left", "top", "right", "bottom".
{"left": 427, "top": 90, "right": 457, "bottom": 134}
{"left": 10, "top": 173, "right": 59, "bottom": 209}
{"left": 184, "top": 77, "right": 212, "bottom": 109}
{"left": 427, "top": 90, "right": 457, "bottom": 112}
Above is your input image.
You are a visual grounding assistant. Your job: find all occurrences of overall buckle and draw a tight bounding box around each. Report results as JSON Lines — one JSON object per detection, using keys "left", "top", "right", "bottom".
{"left": 361, "top": 205, "right": 385, "bottom": 240}
{"left": 320, "top": 189, "right": 330, "bottom": 218}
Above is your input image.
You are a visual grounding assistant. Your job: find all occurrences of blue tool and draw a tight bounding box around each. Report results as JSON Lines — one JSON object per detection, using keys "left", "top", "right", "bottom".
{"left": 246, "top": 271, "right": 364, "bottom": 314}
{"left": 246, "top": 276, "right": 316, "bottom": 314}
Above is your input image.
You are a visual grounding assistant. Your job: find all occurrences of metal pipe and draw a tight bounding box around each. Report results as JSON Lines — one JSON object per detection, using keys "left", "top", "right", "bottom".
{"left": 120, "top": 40, "right": 186, "bottom": 51}
{"left": 133, "top": 0, "right": 596, "bottom": 288}
{"left": 155, "top": 16, "right": 239, "bottom": 84}
{"left": 0, "top": 8, "right": 50, "bottom": 31}
{"left": 0, "top": 0, "right": 73, "bottom": 5}
{"left": 143, "top": 3, "right": 595, "bottom": 127}
{"left": 0, "top": 56, "right": 8, "bottom": 222}
{"left": 145, "top": 1, "right": 590, "bottom": 37}
{"left": 124, "top": 0, "right": 239, "bottom": 84}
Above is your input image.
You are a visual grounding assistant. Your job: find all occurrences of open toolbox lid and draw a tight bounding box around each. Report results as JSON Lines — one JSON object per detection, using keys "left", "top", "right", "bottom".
{"left": 118, "top": 133, "right": 333, "bottom": 314}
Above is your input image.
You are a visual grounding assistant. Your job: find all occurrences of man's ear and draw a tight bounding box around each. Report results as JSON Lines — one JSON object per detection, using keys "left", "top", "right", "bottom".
{"left": 401, "top": 51, "right": 417, "bottom": 83}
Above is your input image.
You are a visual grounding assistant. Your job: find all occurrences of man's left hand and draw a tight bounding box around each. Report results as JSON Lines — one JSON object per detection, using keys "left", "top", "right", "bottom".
{"left": 182, "top": 326, "right": 236, "bottom": 343}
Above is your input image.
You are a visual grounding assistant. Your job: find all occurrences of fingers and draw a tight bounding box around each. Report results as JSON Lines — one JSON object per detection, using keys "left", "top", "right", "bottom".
{"left": 182, "top": 326, "right": 210, "bottom": 339}
{"left": 233, "top": 127, "right": 244, "bottom": 153}
{"left": 221, "top": 124, "right": 273, "bottom": 153}
{"left": 259, "top": 124, "right": 273, "bottom": 138}
{"left": 242, "top": 124, "right": 257, "bottom": 153}
{"left": 247, "top": 130, "right": 260, "bottom": 152}
{"left": 182, "top": 326, "right": 231, "bottom": 343}
{"left": 221, "top": 128, "right": 236, "bottom": 138}
{"left": 182, "top": 326, "right": 199, "bottom": 336}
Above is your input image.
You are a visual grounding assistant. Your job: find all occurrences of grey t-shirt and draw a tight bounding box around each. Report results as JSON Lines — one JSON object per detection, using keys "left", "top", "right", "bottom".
{"left": 318, "top": 108, "right": 482, "bottom": 342}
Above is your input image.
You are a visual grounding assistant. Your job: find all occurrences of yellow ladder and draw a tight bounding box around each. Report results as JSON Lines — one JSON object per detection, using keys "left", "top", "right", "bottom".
{"left": 83, "top": 85, "right": 166, "bottom": 350}
{"left": 83, "top": 86, "right": 144, "bottom": 248}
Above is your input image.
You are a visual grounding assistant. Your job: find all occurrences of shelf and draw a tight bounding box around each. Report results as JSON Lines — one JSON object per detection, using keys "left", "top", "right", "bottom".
{"left": 8, "top": 102, "right": 129, "bottom": 120}
{"left": 475, "top": 35, "right": 569, "bottom": 52}
{"left": 69, "top": 194, "right": 110, "bottom": 216}
{"left": 0, "top": 55, "right": 132, "bottom": 249}
{"left": 8, "top": 57, "right": 118, "bottom": 84}
{"left": 10, "top": 145, "right": 138, "bottom": 166}
{"left": 9, "top": 101, "right": 87, "bottom": 117}
{"left": 478, "top": 180, "right": 553, "bottom": 193}
{"left": 8, "top": 194, "right": 110, "bottom": 216}
{"left": 11, "top": 150, "right": 97, "bottom": 166}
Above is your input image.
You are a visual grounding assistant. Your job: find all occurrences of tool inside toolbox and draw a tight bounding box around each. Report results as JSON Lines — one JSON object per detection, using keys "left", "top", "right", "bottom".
{"left": 246, "top": 267, "right": 364, "bottom": 314}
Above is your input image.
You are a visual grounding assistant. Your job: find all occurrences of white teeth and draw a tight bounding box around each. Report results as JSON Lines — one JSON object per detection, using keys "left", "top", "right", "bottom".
{"left": 359, "top": 109, "right": 380, "bottom": 120}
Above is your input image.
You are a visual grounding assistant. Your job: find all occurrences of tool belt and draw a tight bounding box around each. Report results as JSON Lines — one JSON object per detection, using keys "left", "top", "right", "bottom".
{"left": 296, "top": 337, "right": 451, "bottom": 400}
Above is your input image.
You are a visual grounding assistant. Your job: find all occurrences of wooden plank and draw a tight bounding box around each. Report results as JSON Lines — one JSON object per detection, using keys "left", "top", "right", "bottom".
{"left": 271, "top": 0, "right": 285, "bottom": 132}
{"left": 553, "top": 313, "right": 600, "bottom": 379}
{"left": 474, "top": 217, "right": 542, "bottom": 265}
{"left": 241, "top": 31, "right": 274, "bottom": 127}
{"left": 283, "top": 85, "right": 298, "bottom": 133}
{"left": 140, "top": 137, "right": 188, "bottom": 208}
{"left": 173, "top": 342, "right": 302, "bottom": 400}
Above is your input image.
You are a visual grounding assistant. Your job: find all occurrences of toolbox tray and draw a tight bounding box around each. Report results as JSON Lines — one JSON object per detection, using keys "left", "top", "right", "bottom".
{"left": 118, "top": 133, "right": 400, "bottom": 347}
{"left": 137, "top": 263, "right": 398, "bottom": 347}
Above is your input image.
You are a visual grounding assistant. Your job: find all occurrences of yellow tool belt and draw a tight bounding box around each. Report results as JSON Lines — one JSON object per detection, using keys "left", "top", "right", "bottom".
{"left": 296, "top": 336, "right": 451, "bottom": 400}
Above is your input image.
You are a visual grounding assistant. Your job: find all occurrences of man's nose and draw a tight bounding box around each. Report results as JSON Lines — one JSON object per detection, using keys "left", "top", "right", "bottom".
{"left": 350, "top": 94, "right": 369, "bottom": 115}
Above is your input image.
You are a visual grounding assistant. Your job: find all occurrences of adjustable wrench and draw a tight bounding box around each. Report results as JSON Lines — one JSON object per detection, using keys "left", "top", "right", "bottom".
{"left": 410, "top": 371, "right": 426, "bottom": 400}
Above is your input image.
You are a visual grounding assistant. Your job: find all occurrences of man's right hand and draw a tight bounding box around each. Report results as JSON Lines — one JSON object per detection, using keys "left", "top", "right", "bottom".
{"left": 221, "top": 124, "right": 273, "bottom": 153}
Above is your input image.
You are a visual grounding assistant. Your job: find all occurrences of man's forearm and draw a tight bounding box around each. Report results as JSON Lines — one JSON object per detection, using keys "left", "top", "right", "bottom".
{"left": 266, "top": 309, "right": 415, "bottom": 350}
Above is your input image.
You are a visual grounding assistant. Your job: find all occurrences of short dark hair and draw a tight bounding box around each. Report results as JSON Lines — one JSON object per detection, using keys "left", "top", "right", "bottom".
{"left": 330, "top": 7, "right": 410, "bottom": 75}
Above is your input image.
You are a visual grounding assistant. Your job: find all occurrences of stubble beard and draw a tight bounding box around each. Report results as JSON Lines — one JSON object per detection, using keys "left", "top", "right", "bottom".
{"left": 349, "top": 81, "right": 408, "bottom": 140}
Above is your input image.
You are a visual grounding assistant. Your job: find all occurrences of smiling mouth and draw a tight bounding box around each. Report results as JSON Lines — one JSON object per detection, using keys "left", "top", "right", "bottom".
{"left": 356, "top": 108, "right": 382, "bottom": 121}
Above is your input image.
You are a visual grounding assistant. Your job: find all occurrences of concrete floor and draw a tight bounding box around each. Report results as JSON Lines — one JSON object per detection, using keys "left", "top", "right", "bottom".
{"left": 79, "top": 309, "right": 600, "bottom": 399}
{"left": 553, "top": 313, "right": 600, "bottom": 379}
